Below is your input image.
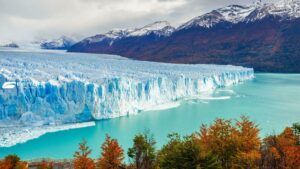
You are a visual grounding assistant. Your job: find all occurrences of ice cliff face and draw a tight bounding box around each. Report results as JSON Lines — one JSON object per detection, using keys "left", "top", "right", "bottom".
{"left": 0, "top": 51, "right": 254, "bottom": 126}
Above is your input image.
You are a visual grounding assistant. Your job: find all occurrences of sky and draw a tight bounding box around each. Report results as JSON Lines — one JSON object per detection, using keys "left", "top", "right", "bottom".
{"left": 0, "top": 0, "right": 277, "bottom": 42}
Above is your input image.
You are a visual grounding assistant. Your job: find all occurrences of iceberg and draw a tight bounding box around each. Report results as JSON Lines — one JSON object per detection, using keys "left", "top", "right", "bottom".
{"left": 0, "top": 50, "right": 254, "bottom": 146}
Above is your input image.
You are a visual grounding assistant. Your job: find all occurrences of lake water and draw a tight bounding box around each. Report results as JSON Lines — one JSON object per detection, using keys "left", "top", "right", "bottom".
{"left": 0, "top": 73, "right": 299, "bottom": 160}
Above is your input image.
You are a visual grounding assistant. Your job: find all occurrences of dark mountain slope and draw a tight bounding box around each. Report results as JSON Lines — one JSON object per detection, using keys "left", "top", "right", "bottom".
{"left": 69, "top": 1, "right": 300, "bottom": 72}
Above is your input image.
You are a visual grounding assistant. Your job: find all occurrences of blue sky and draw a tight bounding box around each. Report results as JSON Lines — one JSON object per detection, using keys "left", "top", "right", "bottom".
{"left": 0, "top": 0, "right": 276, "bottom": 41}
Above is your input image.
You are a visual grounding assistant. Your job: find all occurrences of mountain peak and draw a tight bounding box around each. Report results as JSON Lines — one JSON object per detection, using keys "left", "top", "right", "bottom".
{"left": 178, "top": 4, "right": 256, "bottom": 30}
{"left": 129, "top": 21, "right": 174, "bottom": 37}
{"left": 178, "top": 0, "right": 300, "bottom": 30}
{"left": 246, "top": 0, "right": 300, "bottom": 21}
{"left": 142, "top": 21, "right": 172, "bottom": 30}
{"left": 82, "top": 21, "right": 175, "bottom": 45}
{"left": 40, "top": 36, "right": 76, "bottom": 50}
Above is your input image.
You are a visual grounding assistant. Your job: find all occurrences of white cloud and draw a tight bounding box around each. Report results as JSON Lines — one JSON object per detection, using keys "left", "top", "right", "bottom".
{"left": 0, "top": 0, "right": 276, "bottom": 41}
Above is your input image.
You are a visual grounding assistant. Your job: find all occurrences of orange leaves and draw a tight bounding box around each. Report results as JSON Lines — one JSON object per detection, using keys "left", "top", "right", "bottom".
{"left": 235, "top": 116, "right": 260, "bottom": 150}
{"left": 270, "top": 146, "right": 281, "bottom": 159}
{"left": 0, "top": 117, "right": 298, "bottom": 169}
{"left": 72, "top": 134, "right": 125, "bottom": 169}
{"left": 234, "top": 116, "right": 261, "bottom": 169}
{"left": 73, "top": 140, "right": 96, "bottom": 169}
{"left": 0, "top": 155, "right": 28, "bottom": 169}
{"left": 261, "top": 127, "right": 300, "bottom": 169}
{"left": 198, "top": 116, "right": 261, "bottom": 169}
{"left": 97, "top": 134, "right": 124, "bottom": 169}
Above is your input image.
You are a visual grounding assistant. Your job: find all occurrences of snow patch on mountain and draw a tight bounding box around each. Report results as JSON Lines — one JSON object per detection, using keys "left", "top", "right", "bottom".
{"left": 246, "top": 0, "right": 300, "bottom": 21}
{"left": 71, "top": 0, "right": 300, "bottom": 48}
{"left": 129, "top": 21, "right": 175, "bottom": 37}
{"left": 84, "top": 29, "right": 130, "bottom": 46}
{"left": 40, "top": 36, "right": 76, "bottom": 50}
{"left": 178, "top": 0, "right": 300, "bottom": 29}
{"left": 178, "top": 5, "right": 256, "bottom": 29}
{"left": 82, "top": 21, "right": 174, "bottom": 45}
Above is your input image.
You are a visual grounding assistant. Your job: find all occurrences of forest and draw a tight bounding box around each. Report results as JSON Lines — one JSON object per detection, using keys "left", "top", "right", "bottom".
{"left": 1, "top": 116, "right": 299, "bottom": 169}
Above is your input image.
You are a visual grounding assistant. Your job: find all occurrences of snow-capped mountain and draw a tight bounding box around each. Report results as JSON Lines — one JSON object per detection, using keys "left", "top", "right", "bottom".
{"left": 0, "top": 41, "right": 19, "bottom": 48}
{"left": 178, "top": 0, "right": 300, "bottom": 30}
{"left": 80, "top": 21, "right": 174, "bottom": 46}
{"left": 178, "top": 5, "right": 257, "bottom": 29}
{"left": 246, "top": 0, "right": 300, "bottom": 21}
{"left": 71, "top": 0, "right": 300, "bottom": 47}
{"left": 128, "top": 21, "right": 174, "bottom": 37}
{"left": 40, "top": 36, "right": 76, "bottom": 50}
{"left": 69, "top": 0, "right": 300, "bottom": 73}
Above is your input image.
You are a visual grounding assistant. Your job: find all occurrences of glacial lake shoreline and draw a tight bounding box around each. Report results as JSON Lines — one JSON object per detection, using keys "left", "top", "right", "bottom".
{"left": 0, "top": 73, "right": 299, "bottom": 160}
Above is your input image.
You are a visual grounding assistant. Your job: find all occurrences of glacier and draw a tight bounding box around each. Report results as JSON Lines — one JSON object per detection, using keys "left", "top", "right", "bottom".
{"left": 0, "top": 50, "right": 254, "bottom": 146}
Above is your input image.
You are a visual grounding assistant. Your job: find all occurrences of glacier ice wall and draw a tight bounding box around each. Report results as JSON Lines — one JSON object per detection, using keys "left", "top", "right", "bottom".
{"left": 0, "top": 50, "right": 254, "bottom": 125}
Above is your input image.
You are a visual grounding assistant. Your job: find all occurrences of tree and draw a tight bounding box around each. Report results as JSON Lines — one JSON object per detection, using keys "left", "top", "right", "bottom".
{"left": 199, "top": 119, "right": 237, "bottom": 169}
{"left": 261, "top": 127, "right": 300, "bottom": 169}
{"left": 198, "top": 116, "right": 261, "bottom": 169}
{"left": 157, "top": 133, "right": 220, "bottom": 169}
{"left": 73, "top": 140, "right": 96, "bottom": 169}
{"left": 292, "top": 123, "right": 300, "bottom": 145}
{"left": 233, "top": 116, "right": 261, "bottom": 169}
{"left": 97, "top": 134, "right": 124, "bottom": 169}
{"left": 128, "top": 130, "right": 156, "bottom": 169}
{"left": 0, "top": 154, "right": 28, "bottom": 169}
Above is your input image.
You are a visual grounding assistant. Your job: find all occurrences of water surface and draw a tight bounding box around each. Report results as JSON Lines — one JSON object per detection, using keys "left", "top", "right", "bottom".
{"left": 0, "top": 74, "right": 299, "bottom": 160}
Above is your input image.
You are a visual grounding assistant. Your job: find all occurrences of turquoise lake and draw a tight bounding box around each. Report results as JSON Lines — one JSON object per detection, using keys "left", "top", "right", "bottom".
{"left": 0, "top": 73, "right": 299, "bottom": 160}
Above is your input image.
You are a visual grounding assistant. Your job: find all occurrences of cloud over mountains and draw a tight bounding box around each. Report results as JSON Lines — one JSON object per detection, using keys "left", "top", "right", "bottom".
{"left": 0, "top": 0, "right": 276, "bottom": 41}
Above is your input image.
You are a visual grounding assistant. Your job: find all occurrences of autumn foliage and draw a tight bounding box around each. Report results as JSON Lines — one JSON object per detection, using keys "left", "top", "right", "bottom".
{"left": 97, "top": 134, "right": 124, "bottom": 169}
{"left": 0, "top": 154, "right": 28, "bottom": 169}
{"left": 199, "top": 116, "right": 261, "bottom": 169}
{"left": 157, "top": 133, "right": 221, "bottom": 169}
{"left": 261, "top": 127, "right": 300, "bottom": 169}
{"left": 1, "top": 116, "right": 299, "bottom": 169}
{"left": 73, "top": 140, "right": 96, "bottom": 169}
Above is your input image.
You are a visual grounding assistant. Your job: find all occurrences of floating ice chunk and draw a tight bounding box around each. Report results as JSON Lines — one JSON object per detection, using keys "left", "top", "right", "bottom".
{"left": 0, "top": 122, "right": 95, "bottom": 147}
{"left": 2, "top": 82, "right": 16, "bottom": 89}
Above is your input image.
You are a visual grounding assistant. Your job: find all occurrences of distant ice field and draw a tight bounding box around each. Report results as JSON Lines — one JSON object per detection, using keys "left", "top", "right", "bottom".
{"left": 0, "top": 50, "right": 252, "bottom": 82}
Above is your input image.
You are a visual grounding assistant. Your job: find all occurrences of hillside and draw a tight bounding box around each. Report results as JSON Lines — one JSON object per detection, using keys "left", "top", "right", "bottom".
{"left": 69, "top": 0, "right": 300, "bottom": 73}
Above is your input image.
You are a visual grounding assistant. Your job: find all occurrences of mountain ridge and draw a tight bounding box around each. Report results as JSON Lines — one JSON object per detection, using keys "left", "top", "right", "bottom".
{"left": 68, "top": 0, "right": 300, "bottom": 73}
